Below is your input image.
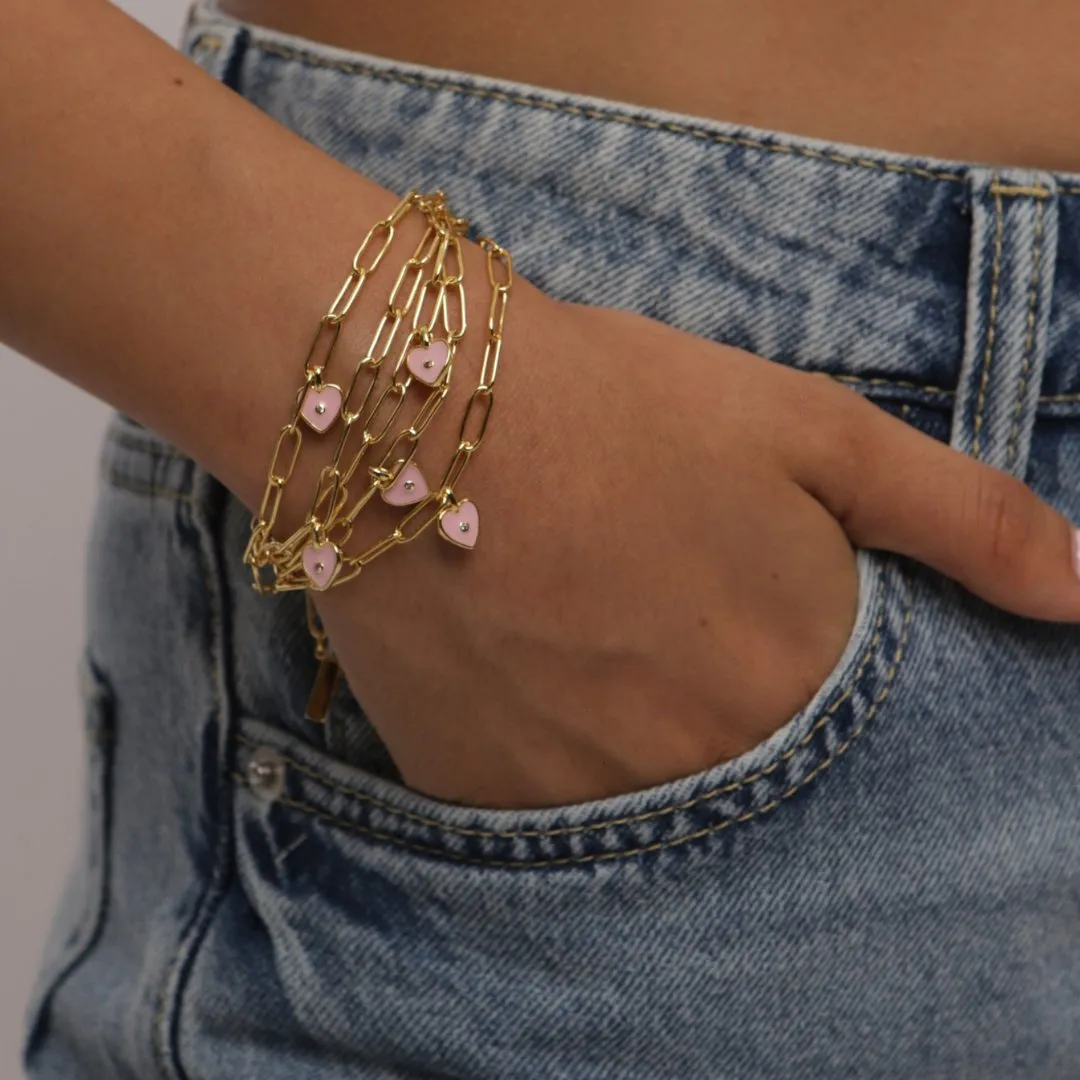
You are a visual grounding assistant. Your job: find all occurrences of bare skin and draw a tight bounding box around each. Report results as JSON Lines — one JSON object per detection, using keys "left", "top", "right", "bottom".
{"left": 222, "top": 0, "right": 1080, "bottom": 173}
{"left": 3, "top": 1, "right": 1080, "bottom": 811}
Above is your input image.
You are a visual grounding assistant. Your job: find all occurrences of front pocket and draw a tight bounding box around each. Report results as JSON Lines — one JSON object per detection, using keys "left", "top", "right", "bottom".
{"left": 22, "top": 655, "right": 114, "bottom": 1064}
{"left": 233, "top": 547, "right": 914, "bottom": 871}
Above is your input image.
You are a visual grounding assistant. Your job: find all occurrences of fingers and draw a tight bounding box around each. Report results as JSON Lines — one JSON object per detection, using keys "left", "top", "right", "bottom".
{"left": 782, "top": 374, "right": 1080, "bottom": 623}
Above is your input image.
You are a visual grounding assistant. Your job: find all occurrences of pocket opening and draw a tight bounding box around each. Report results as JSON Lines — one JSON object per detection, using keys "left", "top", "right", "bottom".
{"left": 233, "top": 549, "right": 915, "bottom": 870}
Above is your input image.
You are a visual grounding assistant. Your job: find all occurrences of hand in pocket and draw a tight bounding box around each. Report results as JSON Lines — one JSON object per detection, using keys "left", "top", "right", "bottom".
{"left": 314, "top": 289, "right": 1080, "bottom": 809}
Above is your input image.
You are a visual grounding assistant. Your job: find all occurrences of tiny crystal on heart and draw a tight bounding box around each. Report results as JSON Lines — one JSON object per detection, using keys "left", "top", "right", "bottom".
{"left": 302, "top": 542, "right": 338, "bottom": 589}
{"left": 437, "top": 499, "right": 478, "bottom": 548}
{"left": 300, "top": 383, "right": 343, "bottom": 433}
{"left": 406, "top": 339, "right": 450, "bottom": 385}
{"left": 382, "top": 462, "right": 429, "bottom": 506}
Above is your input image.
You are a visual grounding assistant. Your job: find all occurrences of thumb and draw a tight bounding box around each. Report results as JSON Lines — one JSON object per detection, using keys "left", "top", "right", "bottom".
{"left": 787, "top": 377, "right": 1080, "bottom": 623}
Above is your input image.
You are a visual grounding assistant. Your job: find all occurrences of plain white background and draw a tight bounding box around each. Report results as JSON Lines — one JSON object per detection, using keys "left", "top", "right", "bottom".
{"left": 1, "top": 3, "right": 192, "bottom": 1075}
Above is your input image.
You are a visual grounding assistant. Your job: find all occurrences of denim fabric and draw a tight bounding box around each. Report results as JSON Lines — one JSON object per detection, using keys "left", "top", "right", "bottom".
{"left": 22, "top": 0, "right": 1080, "bottom": 1076}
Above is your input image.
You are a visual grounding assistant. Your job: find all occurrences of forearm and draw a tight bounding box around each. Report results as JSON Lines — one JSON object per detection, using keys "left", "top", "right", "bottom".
{"left": 0, "top": 0, "right": 435, "bottom": 509}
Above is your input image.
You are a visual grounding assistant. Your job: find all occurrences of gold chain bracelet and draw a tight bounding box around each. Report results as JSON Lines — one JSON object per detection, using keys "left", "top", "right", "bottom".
{"left": 309, "top": 234, "right": 512, "bottom": 590}
{"left": 260, "top": 210, "right": 464, "bottom": 590}
{"left": 241, "top": 189, "right": 513, "bottom": 720}
{"left": 243, "top": 188, "right": 467, "bottom": 591}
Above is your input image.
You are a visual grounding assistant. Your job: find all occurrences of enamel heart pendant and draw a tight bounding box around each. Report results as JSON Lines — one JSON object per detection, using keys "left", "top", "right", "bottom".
{"left": 406, "top": 339, "right": 450, "bottom": 386}
{"left": 437, "top": 499, "right": 479, "bottom": 549}
{"left": 381, "top": 461, "right": 429, "bottom": 506}
{"left": 302, "top": 542, "right": 339, "bottom": 590}
{"left": 299, "top": 383, "right": 343, "bottom": 434}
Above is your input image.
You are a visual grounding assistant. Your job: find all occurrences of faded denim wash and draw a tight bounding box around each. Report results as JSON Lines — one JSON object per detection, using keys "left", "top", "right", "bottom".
{"left": 22, "top": 0, "right": 1080, "bottom": 1076}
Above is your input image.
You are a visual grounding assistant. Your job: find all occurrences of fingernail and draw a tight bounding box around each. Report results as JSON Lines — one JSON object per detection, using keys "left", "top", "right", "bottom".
{"left": 1072, "top": 528, "right": 1080, "bottom": 581}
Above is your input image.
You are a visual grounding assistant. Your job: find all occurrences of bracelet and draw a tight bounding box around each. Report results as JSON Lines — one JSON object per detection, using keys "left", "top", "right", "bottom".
{"left": 242, "top": 188, "right": 460, "bottom": 590}
{"left": 241, "top": 189, "right": 513, "bottom": 720}
{"left": 310, "top": 233, "right": 512, "bottom": 588}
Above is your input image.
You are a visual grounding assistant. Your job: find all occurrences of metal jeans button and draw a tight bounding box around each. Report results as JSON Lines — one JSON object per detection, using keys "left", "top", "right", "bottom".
{"left": 246, "top": 745, "right": 285, "bottom": 801}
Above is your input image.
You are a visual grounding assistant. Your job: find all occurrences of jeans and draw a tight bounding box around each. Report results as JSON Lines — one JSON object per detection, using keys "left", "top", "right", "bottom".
{"left": 22, "top": 0, "right": 1080, "bottom": 1076}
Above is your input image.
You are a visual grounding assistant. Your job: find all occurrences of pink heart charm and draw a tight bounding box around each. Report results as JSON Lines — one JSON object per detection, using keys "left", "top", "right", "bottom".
{"left": 381, "top": 461, "right": 429, "bottom": 506}
{"left": 299, "top": 383, "right": 343, "bottom": 434}
{"left": 437, "top": 500, "right": 479, "bottom": 549}
{"left": 406, "top": 339, "right": 450, "bottom": 386}
{"left": 302, "top": 542, "right": 339, "bottom": 590}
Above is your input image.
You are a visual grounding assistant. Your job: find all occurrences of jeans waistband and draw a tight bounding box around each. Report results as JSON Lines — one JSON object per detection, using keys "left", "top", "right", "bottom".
{"left": 180, "top": 0, "right": 1080, "bottom": 468}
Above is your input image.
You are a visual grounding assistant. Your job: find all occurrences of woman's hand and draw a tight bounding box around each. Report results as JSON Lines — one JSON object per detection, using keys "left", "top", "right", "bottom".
{"left": 312, "top": 282, "right": 1080, "bottom": 810}
{"left": 2, "top": 0, "right": 1073, "bottom": 811}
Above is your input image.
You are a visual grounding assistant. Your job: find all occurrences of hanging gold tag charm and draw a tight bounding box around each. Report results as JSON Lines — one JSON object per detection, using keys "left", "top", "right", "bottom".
{"left": 304, "top": 592, "right": 340, "bottom": 723}
{"left": 304, "top": 657, "right": 340, "bottom": 724}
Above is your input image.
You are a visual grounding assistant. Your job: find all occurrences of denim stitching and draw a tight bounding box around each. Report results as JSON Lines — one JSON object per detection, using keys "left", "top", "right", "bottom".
{"left": 236, "top": 566, "right": 904, "bottom": 843}
{"left": 179, "top": 35, "right": 1080, "bottom": 198}
{"left": 242, "top": 603, "right": 871, "bottom": 835}
{"left": 236, "top": 576, "right": 911, "bottom": 868}
{"left": 238, "top": 602, "right": 883, "bottom": 838}
{"left": 834, "top": 381, "right": 1080, "bottom": 406}
{"left": 184, "top": 34, "right": 1080, "bottom": 409}
{"left": 189, "top": 33, "right": 223, "bottom": 57}
{"left": 989, "top": 183, "right": 1053, "bottom": 199}
{"left": 972, "top": 185, "right": 1005, "bottom": 461}
{"left": 832, "top": 375, "right": 953, "bottom": 397}
{"left": 1007, "top": 199, "right": 1046, "bottom": 469}
{"left": 185, "top": 33, "right": 962, "bottom": 183}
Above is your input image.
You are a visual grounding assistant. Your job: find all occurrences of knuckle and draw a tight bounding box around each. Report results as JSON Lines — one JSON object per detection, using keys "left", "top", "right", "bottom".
{"left": 794, "top": 372, "right": 868, "bottom": 451}
{"left": 774, "top": 372, "right": 879, "bottom": 534}
{"left": 972, "top": 470, "right": 1037, "bottom": 577}
{"left": 817, "top": 385, "right": 878, "bottom": 483}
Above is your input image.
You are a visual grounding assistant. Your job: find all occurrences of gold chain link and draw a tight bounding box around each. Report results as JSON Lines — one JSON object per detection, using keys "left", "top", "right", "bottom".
{"left": 243, "top": 191, "right": 512, "bottom": 616}
{"left": 331, "top": 235, "right": 513, "bottom": 580}
{"left": 246, "top": 192, "right": 456, "bottom": 583}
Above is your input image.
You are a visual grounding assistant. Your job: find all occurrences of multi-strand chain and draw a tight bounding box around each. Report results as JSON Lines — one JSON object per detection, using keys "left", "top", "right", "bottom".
{"left": 241, "top": 189, "right": 512, "bottom": 717}
{"left": 315, "top": 233, "right": 512, "bottom": 588}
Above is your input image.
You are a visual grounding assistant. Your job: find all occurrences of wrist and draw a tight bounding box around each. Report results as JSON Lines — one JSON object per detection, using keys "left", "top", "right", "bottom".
{"left": 246, "top": 190, "right": 544, "bottom": 601}
{"left": 189, "top": 152, "right": 419, "bottom": 516}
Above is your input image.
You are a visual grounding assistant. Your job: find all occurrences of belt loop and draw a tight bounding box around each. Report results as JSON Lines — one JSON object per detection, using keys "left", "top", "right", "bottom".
{"left": 950, "top": 168, "right": 1057, "bottom": 478}
{"left": 180, "top": 8, "right": 250, "bottom": 92}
